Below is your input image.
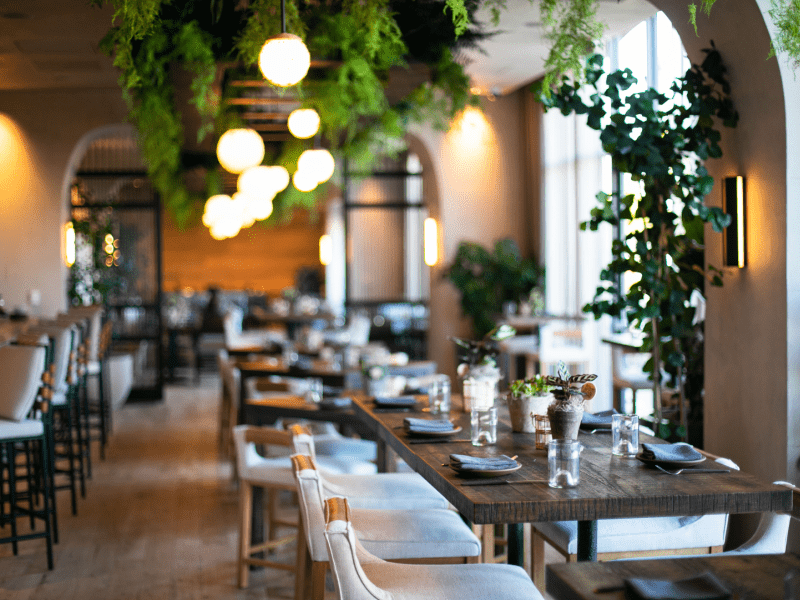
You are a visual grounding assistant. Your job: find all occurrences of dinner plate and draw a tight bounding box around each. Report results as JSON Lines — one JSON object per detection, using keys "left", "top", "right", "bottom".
{"left": 405, "top": 425, "right": 462, "bottom": 438}
{"left": 636, "top": 453, "right": 706, "bottom": 468}
{"left": 449, "top": 462, "right": 522, "bottom": 477}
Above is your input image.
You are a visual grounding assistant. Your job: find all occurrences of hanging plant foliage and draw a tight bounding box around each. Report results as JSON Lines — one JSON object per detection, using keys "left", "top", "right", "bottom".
{"left": 95, "top": 0, "right": 487, "bottom": 229}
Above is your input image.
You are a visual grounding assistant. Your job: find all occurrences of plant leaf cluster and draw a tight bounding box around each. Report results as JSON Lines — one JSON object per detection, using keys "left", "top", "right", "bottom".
{"left": 445, "top": 238, "right": 545, "bottom": 337}
{"left": 96, "top": 0, "right": 486, "bottom": 228}
{"left": 509, "top": 374, "right": 551, "bottom": 397}
{"left": 540, "top": 45, "right": 737, "bottom": 438}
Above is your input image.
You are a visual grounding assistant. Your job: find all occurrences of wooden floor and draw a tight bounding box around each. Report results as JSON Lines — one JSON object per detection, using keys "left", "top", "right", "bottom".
{"left": 0, "top": 376, "right": 296, "bottom": 600}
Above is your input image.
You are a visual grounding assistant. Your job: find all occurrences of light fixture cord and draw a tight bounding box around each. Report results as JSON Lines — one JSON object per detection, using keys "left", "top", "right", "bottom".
{"left": 281, "top": 0, "right": 286, "bottom": 33}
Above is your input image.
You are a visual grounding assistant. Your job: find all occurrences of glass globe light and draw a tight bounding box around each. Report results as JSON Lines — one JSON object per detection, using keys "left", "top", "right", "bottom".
{"left": 287, "top": 108, "right": 320, "bottom": 139}
{"left": 259, "top": 33, "right": 310, "bottom": 87}
{"left": 216, "top": 128, "right": 265, "bottom": 174}
{"left": 203, "top": 194, "right": 232, "bottom": 227}
{"left": 232, "top": 193, "right": 257, "bottom": 229}
{"left": 293, "top": 168, "right": 318, "bottom": 192}
{"left": 297, "top": 148, "right": 335, "bottom": 184}
{"left": 238, "top": 165, "right": 289, "bottom": 199}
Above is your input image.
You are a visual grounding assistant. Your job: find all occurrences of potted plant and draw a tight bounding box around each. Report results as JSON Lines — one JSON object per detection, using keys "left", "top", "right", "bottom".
{"left": 451, "top": 325, "right": 515, "bottom": 412}
{"left": 544, "top": 362, "right": 597, "bottom": 440}
{"left": 507, "top": 375, "right": 552, "bottom": 433}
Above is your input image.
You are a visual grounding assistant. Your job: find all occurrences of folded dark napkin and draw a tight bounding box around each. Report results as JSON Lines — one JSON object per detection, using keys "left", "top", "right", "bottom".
{"left": 625, "top": 572, "right": 731, "bottom": 600}
{"left": 319, "top": 396, "right": 352, "bottom": 409}
{"left": 580, "top": 409, "right": 619, "bottom": 429}
{"left": 449, "top": 454, "right": 518, "bottom": 471}
{"left": 403, "top": 417, "right": 455, "bottom": 433}
{"left": 641, "top": 442, "right": 703, "bottom": 463}
{"left": 374, "top": 396, "right": 418, "bottom": 408}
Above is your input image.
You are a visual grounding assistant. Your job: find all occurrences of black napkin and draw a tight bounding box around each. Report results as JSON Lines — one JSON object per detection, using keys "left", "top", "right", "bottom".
{"left": 319, "top": 396, "right": 352, "bottom": 409}
{"left": 449, "top": 454, "right": 518, "bottom": 471}
{"left": 641, "top": 442, "right": 703, "bottom": 463}
{"left": 374, "top": 396, "right": 418, "bottom": 408}
{"left": 580, "top": 409, "right": 619, "bottom": 429}
{"left": 625, "top": 572, "right": 731, "bottom": 600}
{"left": 403, "top": 417, "right": 455, "bottom": 433}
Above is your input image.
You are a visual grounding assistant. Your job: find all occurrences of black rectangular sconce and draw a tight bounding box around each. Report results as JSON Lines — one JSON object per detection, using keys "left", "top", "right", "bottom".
{"left": 722, "top": 176, "right": 746, "bottom": 268}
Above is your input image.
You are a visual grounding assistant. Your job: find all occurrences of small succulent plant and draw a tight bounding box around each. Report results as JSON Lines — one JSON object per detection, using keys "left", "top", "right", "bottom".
{"left": 544, "top": 361, "right": 597, "bottom": 408}
{"left": 509, "top": 374, "right": 551, "bottom": 398}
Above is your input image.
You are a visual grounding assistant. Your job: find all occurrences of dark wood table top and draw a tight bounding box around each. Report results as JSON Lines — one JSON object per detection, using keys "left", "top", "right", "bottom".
{"left": 351, "top": 397, "right": 792, "bottom": 525}
{"left": 546, "top": 552, "right": 800, "bottom": 600}
{"left": 236, "top": 358, "right": 351, "bottom": 387}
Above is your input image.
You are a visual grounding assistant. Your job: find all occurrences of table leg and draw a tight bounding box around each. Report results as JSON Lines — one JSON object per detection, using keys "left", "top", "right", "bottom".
{"left": 376, "top": 439, "right": 397, "bottom": 473}
{"left": 251, "top": 485, "right": 265, "bottom": 568}
{"left": 507, "top": 523, "right": 525, "bottom": 567}
{"left": 576, "top": 520, "right": 597, "bottom": 561}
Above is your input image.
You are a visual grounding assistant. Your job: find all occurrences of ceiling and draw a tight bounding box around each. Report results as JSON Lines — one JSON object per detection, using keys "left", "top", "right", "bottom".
{"left": 0, "top": 0, "right": 656, "bottom": 94}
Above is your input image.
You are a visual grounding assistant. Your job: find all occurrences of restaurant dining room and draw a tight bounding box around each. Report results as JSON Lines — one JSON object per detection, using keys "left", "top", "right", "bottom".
{"left": 2, "top": 0, "right": 800, "bottom": 598}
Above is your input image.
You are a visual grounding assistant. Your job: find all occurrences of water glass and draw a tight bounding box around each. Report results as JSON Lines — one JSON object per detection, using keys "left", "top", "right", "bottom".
{"left": 471, "top": 406, "right": 497, "bottom": 446}
{"left": 548, "top": 439, "right": 582, "bottom": 488}
{"left": 612, "top": 414, "right": 639, "bottom": 457}
{"left": 305, "top": 377, "right": 323, "bottom": 404}
{"left": 428, "top": 374, "right": 451, "bottom": 415}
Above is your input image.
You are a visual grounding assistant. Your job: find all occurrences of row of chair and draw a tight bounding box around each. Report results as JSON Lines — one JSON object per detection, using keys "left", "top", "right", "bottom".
{"left": 0, "top": 305, "right": 113, "bottom": 569}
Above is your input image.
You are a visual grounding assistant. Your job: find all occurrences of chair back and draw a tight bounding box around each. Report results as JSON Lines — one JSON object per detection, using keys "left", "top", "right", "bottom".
{"left": 289, "top": 424, "right": 317, "bottom": 460}
{"left": 68, "top": 306, "right": 103, "bottom": 362}
{"left": 324, "top": 497, "right": 389, "bottom": 600}
{"left": 292, "top": 454, "right": 335, "bottom": 562}
{"left": 217, "top": 350, "right": 241, "bottom": 411}
{"left": 28, "top": 324, "right": 74, "bottom": 392}
{"left": 223, "top": 308, "right": 245, "bottom": 342}
{"left": 347, "top": 314, "right": 371, "bottom": 347}
{"left": 0, "top": 344, "right": 47, "bottom": 421}
{"left": 538, "top": 321, "right": 594, "bottom": 375}
{"left": 232, "top": 424, "right": 292, "bottom": 480}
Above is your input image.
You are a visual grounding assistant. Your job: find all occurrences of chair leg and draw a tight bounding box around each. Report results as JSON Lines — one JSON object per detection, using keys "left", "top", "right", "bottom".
{"left": 294, "top": 519, "right": 310, "bottom": 600}
{"left": 40, "top": 436, "right": 54, "bottom": 570}
{"left": 238, "top": 481, "right": 253, "bottom": 589}
{"left": 310, "top": 561, "right": 327, "bottom": 600}
{"left": 481, "top": 523, "right": 495, "bottom": 563}
{"left": 531, "top": 528, "right": 546, "bottom": 592}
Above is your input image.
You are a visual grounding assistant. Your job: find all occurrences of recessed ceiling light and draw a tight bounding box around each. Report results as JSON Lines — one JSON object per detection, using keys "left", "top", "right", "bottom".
{"left": 2, "top": 12, "right": 29, "bottom": 19}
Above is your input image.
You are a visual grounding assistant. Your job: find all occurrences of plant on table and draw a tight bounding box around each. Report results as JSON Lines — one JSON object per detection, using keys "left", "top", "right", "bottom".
{"left": 509, "top": 374, "right": 551, "bottom": 398}
{"left": 543, "top": 361, "right": 597, "bottom": 440}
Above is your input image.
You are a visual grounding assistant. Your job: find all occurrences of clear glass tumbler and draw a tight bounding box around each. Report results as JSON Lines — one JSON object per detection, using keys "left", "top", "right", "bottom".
{"left": 471, "top": 406, "right": 497, "bottom": 446}
{"left": 428, "top": 374, "right": 451, "bottom": 415}
{"left": 548, "top": 440, "right": 582, "bottom": 488}
{"left": 305, "top": 377, "right": 323, "bottom": 404}
{"left": 612, "top": 414, "right": 639, "bottom": 456}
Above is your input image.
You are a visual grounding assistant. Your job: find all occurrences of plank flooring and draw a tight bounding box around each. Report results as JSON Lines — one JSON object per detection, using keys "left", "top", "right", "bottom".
{"left": 0, "top": 377, "right": 297, "bottom": 600}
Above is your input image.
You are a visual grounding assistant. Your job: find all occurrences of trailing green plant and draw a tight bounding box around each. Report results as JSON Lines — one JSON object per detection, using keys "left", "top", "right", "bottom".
{"left": 445, "top": 238, "right": 545, "bottom": 338}
{"left": 95, "top": 0, "right": 484, "bottom": 229}
{"left": 450, "top": 324, "right": 516, "bottom": 368}
{"left": 540, "top": 45, "right": 737, "bottom": 439}
{"left": 690, "top": 0, "right": 800, "bottom": 70}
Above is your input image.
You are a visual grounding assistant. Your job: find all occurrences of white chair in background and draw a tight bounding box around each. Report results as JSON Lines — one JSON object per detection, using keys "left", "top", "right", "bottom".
{"left": 223, "top": 307, "right": 285, "bottom": 350}
{"left": 611, "top": 345, "right": 652, "bottom": 413}
{"left": 292, "top": 454, "right": 480, "bottom": 600}
{"left": 323, "top": 496, "right": 544, "bottom": 600}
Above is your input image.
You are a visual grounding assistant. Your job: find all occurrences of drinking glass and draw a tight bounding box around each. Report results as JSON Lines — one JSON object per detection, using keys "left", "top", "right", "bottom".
{"left": 471, "top": 405, "right": 497, "bottom": 446}
{"left": 548, "top": 440, "right": 582, "bottom": 488}
{"left": 427, "top": 374, "right": 451, "bottom": 415}
{"left": 612, "top": 414, "right": 639, "bottom": 457}
{"left": 305, "top": 377, "right": 323, "bottom": 404}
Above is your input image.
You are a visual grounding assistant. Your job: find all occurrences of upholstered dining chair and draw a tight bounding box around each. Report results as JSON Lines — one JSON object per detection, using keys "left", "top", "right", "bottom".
{"left": 292, "top": 454, "right": 481, "bottom": 600}
{"left": 232, "top": 424, "right": 380, "bottom": 588}
{"left": 529, "top": 455, "right": 742, "bottom": 590}
{"left": 324, "top": 497, "right": 545, "bottom": 600}
{"left": 0, "top": 343, "right": 55, "bottom": 569}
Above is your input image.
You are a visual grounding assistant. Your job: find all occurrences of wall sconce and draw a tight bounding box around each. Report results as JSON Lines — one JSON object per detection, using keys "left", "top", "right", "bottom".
{"left": 424, "top": 217, "right": 438, "bottom": 266}
{"left": 722, "top": 176, "right": 746, "bottom": 268}
{"left": 319, "top": 234, "right": 332, "bottom": 266}
{"left": 63, "top": 222, "right": 75, "bottom": 267}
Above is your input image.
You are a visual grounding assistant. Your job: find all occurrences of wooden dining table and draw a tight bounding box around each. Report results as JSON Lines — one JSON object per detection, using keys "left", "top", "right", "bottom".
{"left": 546, "top": 552, "right": 800, "bottom": 600}
{"left": 351, "top": 397, "right": 793, "bottom": 565}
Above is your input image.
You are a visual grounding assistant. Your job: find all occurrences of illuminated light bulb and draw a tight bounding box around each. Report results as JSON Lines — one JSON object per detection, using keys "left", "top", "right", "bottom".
{"left": 203, "top": 194, "right": 232, "bottom": 227}
{"left": 232, "top": 192, "right": 259, "bottom": 227}
{"left": 319, "top": 234, "right": 332, "bottom": 266}
{"left": 104, "top": 233, "right": 113, "bottom": 244}
{"left": 297, "top": 148, "right": 335, "bottom": 184}
{"left": 216, "top": 128, "right": 265, "bottom": 174}
{"left": 287, "top": 108, "right": 320, "bottom": 139}
{"left": 64, "top": 223, "right": 75, "bottom": 267}
{"left": 238, "top": 165, "right": 284, "bottom": 200}
{"left": 259, "top": 33, "right": 310, "bottom": 87}
{"left": 293, "top": 168, "right": 318, "bottom": 192}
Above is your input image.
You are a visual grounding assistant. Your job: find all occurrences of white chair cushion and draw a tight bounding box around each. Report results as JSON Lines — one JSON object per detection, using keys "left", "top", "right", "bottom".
{"left": 324, "top": 472, "right": 449, "bottom": 510}
{"left": 0, "top": 345, "right": 45, "bottom": 421}
{"left": 51, "top": 391, "right": 68, "bottom": 406}
{"left": 353, "top": 507, "right": 480, "bottom": 559}
{"left": 239, "top": 448, "right": 376, "bottom": 485}
{"left": 86, "top": 360, "right": 101, "bottom": 375}
{"left": 0, "top": 418, "right": 44, "bottom": 440}
{"left": 534, "top": 514, "right": 728, "bottom": 555}
{"left": 314, "top": 435, "right": 378, "bottom": 462}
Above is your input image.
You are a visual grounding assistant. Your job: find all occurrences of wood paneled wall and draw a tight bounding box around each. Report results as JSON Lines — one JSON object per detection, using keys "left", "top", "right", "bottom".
{"left": 162, "top": 210, "right": 324, "bottom": 294}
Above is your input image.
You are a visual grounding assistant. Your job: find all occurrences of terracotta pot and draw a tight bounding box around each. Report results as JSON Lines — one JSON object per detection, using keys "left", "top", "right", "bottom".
{"left": 506, "top": 394, "right": 552, "bottom": 433}
{"left": 547, "top": 403, "right": 584, "bottom": 441}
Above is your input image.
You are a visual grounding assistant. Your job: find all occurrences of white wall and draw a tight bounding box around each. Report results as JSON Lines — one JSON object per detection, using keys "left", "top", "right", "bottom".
{"left": 0, "top": 88, "right": 128, "bottom": 317}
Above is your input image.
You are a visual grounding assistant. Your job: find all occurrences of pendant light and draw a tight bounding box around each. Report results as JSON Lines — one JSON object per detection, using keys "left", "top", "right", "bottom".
{"left": 287, "top": 108, "right": 320, "bottom": 139}
{"left": 259, "top": 0, "right": 310, "bottom": 87}
{"left": 297, "top": 148, "right": 335, "bottom": 184}
{"left": 216, "top": 128, "right": 265, "bottom": 174}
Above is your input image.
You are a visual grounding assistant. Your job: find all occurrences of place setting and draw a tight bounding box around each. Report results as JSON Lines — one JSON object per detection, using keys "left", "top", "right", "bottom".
{"left": 636, "top": 443, "right": 731, "bottom": 475}
{"left": 372, "top": 395, "right": 420, "bottom": 412}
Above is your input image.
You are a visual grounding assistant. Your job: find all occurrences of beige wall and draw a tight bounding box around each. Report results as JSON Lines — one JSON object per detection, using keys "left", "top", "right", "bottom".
{"left": 0, "top": 88, "right": 128, "bottom": 317}
{"left": 411, "top": 92, "right": 529, "bottom": 382}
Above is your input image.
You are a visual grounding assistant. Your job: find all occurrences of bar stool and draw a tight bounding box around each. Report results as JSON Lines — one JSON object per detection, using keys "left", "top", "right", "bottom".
{"left": 323, "top": 497, "right": 544, "bottom": 600}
